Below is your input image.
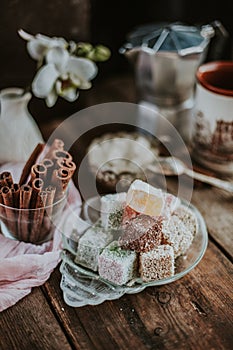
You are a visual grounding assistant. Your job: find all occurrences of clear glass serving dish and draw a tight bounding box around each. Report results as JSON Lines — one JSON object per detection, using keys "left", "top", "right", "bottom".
{"left": 60, "top": 196, "right": 208, "bottom": 307}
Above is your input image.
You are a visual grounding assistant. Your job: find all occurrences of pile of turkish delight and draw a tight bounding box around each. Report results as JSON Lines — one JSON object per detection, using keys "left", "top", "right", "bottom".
{"left": 74, "top": 179, "right": 198, "bottom": 286}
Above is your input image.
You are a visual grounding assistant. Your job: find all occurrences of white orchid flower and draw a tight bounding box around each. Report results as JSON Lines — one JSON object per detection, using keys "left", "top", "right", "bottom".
{"left": 32, "top": 47, "right": 98, "bottom": 107}
{"left": 18, "top": 29, "right": 68, "bottom": 62}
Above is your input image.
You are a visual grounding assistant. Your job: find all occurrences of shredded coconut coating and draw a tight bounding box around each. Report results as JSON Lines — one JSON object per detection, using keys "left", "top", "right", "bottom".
{"left": 163, "top": 192, "right": 181, "bottom": 217}
{"left": 119, "top": 214, "right": 163, "bottom": 252}
{"left": 173, "top": 204, "right": 198, "bottom": 237}
{"left": 139, "top": 245, "right": 175, "bottom": 282}
{"left": 162, "top": 215, "right": 193, "bottom": 257}
{"left": 98, "top": 241, "right": 138, "bottom": 285}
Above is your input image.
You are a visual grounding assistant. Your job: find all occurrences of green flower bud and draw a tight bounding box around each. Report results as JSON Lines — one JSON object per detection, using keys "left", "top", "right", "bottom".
{"left": 90, "top": 45, "right": 111, "bottom": 62}
{"left": 75, "top": 42, "right": 93, "bottom": 57}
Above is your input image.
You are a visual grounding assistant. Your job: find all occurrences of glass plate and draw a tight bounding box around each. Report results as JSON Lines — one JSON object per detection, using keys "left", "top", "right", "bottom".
{"left": 60, "top": 197, "right": 208, "bottom": 307}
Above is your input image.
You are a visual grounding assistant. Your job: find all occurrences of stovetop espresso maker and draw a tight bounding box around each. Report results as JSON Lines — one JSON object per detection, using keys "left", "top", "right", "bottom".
{"left": 120, "top": 21, "right": 229, "bottom": 141}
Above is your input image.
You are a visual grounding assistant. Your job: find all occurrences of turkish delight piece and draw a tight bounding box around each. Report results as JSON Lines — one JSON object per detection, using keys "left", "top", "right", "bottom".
{"left": 173, "top": 204, "right": 198, "bottom": 237}
{"left": 162, "top": 215, "right": 193, "bottom": 258}
{"left": 139, "top": 245, "right": 175, "bottom": 282}
{"left": 119, "top": 214, "right": 163, "bottom": 253}
{"left": 100, "top": 192, "right": 126, "bottom": 230}
{"left": 74, "top": 223, "right": 113, "bottom": 271}
{"left": 122, "top": 204, "right": 139, "bottom": 224}
{"left": 124, "top": 179, "right": 165, "bottom": 220}
{"left": 98, "top": 241, "right": 138, "bottom": 286}
{"left": 162, "top": 192, "right": 181, "bottom": 217}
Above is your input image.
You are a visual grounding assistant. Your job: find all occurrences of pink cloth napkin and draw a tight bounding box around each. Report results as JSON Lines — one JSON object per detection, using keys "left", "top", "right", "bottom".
{"left": 0, "top": 163, "right": 82, "bottom": 312}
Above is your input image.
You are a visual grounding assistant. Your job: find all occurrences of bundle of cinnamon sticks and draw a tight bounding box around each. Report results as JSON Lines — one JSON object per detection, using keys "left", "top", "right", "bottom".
{"left": 0, "top": 139, "right": 76, "bottom": 243}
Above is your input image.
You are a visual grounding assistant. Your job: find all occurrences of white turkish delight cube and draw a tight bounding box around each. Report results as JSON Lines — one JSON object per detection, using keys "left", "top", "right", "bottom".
{"left": 162, "top": 215, "right": 194, "bottom": 257}
{"left": 98, "top": 241, "right": 138, "bottom": 285}
{"left": 100, "top": 192, "right": 126, "bottom": 230}
{"left": 75, "top": 223, "right": 113, "bottom": 271}
{"left": 162, "top": 192, "right": 181, "bottom": 217}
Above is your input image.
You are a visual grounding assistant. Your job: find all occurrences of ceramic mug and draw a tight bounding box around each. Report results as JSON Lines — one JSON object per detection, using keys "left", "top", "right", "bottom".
{"left": 191, "top": 60, "right": 233, "bottom": 175}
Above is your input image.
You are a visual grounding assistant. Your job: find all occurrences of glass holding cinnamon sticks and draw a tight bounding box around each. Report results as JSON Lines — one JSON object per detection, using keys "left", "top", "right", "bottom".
{"left": 0, "top": 139, "right": 76, "bottom": 244}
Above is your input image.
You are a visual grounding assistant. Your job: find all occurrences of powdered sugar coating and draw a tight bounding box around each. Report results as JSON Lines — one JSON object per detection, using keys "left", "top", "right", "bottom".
{"left": 126, "top": 179, "right": 165, "bottom": 217}
{"left": 100, "top": 192, "right": 126, "bottom": 230}
{"left": 75, "top": 225, "right": 113, "bottom": 271}
{"left": 119, "top": 214, "right": 163, "bottom": 252}
{"left": 98, "top": 241, "right": 138, "bottom": 285}
{"left": 139, "top": 245, "right": 175, "bottom": 282}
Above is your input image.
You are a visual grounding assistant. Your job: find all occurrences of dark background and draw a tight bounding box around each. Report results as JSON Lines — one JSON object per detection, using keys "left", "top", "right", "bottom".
{"left": 0, "top": 0, "right": 233, "bottom": 123}
{"left": 90, "top": 0, "right": 233, "bottom": 74}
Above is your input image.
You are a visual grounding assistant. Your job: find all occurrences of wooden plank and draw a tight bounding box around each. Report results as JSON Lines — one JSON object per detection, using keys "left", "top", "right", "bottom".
{"left": 0, "top": 285, "right": 72, "bottom": 350}
{"left": 44, "top": 241, "right": 233, "bottom": 350}
{"left": 42, "top": 269, "right": 99, "bottom": 350}
{"left": 191, "top": 187, "right": 233, "bottom": 259}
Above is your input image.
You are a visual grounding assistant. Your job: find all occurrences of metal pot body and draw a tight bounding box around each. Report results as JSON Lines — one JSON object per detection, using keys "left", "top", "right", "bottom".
{"left": 135, "top": 49, "right": 208, "bottom": 107}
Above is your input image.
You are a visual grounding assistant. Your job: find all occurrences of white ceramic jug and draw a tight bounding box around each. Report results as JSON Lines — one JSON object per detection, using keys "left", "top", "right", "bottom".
{"left": 0, "top": 87, "right": 44, "bottom": 164}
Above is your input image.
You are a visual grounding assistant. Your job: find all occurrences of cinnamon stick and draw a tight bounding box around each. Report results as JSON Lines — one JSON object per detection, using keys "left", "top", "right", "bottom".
{"left": 51, "top": 168, "right": 71, "bottom": 200}
{"left": 1, "top": 186, "right": 14, "bottom": 207}
{"left": 28, "top": 163, "right": 47, "bottom": 185}
{"left": 56, "top": 158, "right": 76, "bottom": 176}
{"left": 42, "top": 158, "right": 54, "bottom": 168}
{"left": 19, "top": 185, "right": 32, "bottom": 241}
{"left": 30, "top": 190, "right": 47, "bottom": 243}
{"left": 0, "top": 190, "right": 5, "bottom": 217}
{"left": 1, "top": 186, "right": 17, "bottom": 236}
{"left": 30, "top": 178, "right": 44, "bottom": 209}
{"left": 42, "top": 185, "right": 55, "bottom": 220}
{"left": 19, "top": 143, "right": 45, "bottom": 186}
{"left": 51, "top": 149, "right": 73, "bottom": 162}
{"left": 11, "top": 183, "right": 20, "bottom": 208}
{"left": 43, "top": 138, "right": 64, "bottom": 159}
{"left": 0, "top": 190, "right": 3, "bottom": 205}
{"left": 0, "top": 172, "right": 14, "bottom": 188}
{"left": 41, "top": 158, "right": 54, "bottom": 186}
{"left": 45, "top": 185, "right": 56, "bottom": 207}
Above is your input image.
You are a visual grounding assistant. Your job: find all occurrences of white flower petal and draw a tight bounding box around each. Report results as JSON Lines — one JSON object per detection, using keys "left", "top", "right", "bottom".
{"left": 36, "top": 34, "right": 67, "bottom": 49}
{"left": 18, "top": 29, "right": 34, "bottom": 41}
{"left": 66, "top": 57, "right": 98, "bottom": 81}
{"left": 46, "top": 47, "right": 69, "bottom": 73}
{"left": 55, "top": 80, "right": 62, "bottom": 94}
{"left": 79, "top": 80, "right": 92, "bottom": 90}
{"left": 60, "top": 73, "right": 69, "bottom": 80}
{"left": 27, "top": 39, "right": 47, "bottom": 60}
{"left": 69, "top": 73, "right": 81, "bottom": 87}
{"left": 32, "top": 63, "right": 59, "bottom": 98}
{"left": 69, "top": 40, "right": 77, "bottom": 53}
{"left": 46, "top": 89, "right": 58, "bottom": 107}
{"left": 59, "top": 87, "right": 79, "bottom": 102}
{"left": 70, "top": 74, "right": 91, "bottom": 89}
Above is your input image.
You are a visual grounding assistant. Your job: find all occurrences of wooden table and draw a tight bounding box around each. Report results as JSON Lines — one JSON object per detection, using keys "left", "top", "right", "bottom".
{"left": 0, "top": 76, "right": 232, "bottom": 350}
